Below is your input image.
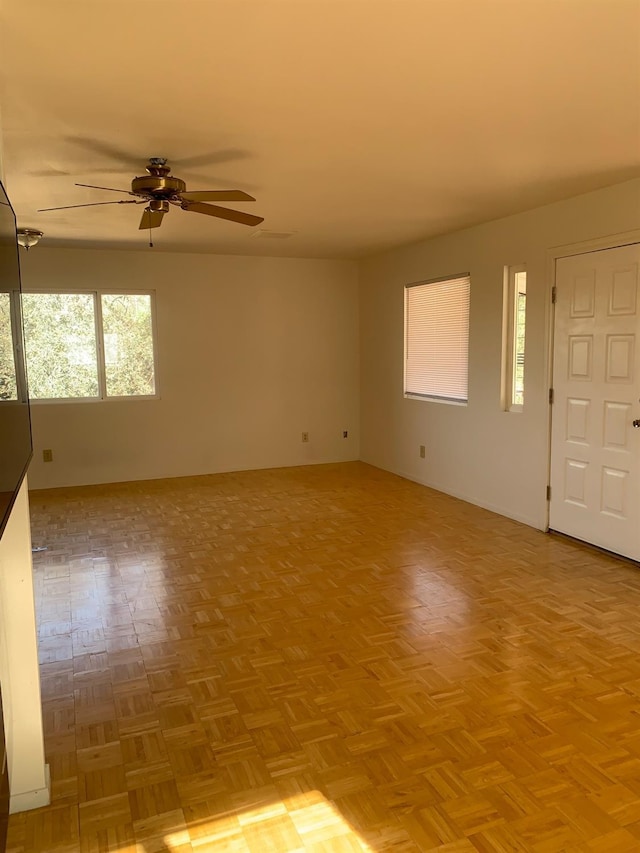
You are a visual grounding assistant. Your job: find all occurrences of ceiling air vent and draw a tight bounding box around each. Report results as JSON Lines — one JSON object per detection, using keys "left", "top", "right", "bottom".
{"left": 251, "top": 229, "right": 295, "bottom": 239}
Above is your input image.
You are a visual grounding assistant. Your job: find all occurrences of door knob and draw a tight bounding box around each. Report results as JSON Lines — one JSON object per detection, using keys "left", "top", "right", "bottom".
{"left": 634, "top": 419, "right": 640, "bottom": 428}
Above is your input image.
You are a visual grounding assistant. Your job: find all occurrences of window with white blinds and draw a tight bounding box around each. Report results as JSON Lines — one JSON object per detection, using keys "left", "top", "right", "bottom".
{"left": 404, "top": 274, "right": 470, "bottom": 403}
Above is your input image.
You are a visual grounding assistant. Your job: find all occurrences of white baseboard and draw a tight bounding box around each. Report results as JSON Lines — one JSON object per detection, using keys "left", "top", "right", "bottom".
{"left": 391, "top": 466, "right": 545, "bottom": 530}
{"left": 10, "top": 764, "right": 50, "bottom": 814}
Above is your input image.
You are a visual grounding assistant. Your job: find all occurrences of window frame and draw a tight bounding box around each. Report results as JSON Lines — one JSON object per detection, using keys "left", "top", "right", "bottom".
{"left": 404, "top": 273, "right": 471, "bottom": 406}
{"left": 21, "top": 288, "right": 159, "bottom": 404}
{"left": 502, "top": 265, "right": 527, "bottom": 413}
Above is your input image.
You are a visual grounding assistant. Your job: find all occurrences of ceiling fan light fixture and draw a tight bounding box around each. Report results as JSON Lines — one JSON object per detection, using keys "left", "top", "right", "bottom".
{"left": 16, "top": 228, "right": 44, "bottom": 250}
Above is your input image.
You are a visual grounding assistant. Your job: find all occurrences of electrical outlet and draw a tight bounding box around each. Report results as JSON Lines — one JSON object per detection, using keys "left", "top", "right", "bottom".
{"left": 343, "top": 430, "right": 348, "bottom": 438}
{"left": 43, "top": 449, "right": 53, "bottom": 463}
{"left": 301, "top": 432, "right": 309, "bottom": 443}
{"left": 419, "top": 445, "right": 425, "bottom": 459}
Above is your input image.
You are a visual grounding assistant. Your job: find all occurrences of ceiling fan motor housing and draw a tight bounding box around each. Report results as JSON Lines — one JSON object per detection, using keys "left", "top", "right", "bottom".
{"left": 131, "top": 174, "right": 186, "bottom": 199}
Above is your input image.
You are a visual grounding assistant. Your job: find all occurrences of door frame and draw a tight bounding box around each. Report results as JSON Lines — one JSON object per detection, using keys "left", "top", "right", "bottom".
{"left": 544, "top": 228, "right": 640, "bottom": 532}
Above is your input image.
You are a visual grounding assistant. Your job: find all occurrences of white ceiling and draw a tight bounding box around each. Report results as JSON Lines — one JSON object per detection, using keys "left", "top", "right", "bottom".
{"left": 1, "top": 0, "right": 639, "bottom": 259}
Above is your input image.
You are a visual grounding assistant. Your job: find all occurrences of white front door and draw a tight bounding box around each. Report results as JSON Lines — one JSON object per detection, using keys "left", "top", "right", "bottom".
{"left": 549, "top": 243, "right": 640, "bottom": 561}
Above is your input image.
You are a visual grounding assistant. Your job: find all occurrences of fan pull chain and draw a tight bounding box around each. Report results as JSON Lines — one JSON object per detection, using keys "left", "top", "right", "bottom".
{"left": 149, "top": 220, "right": 153, "bottom": 248}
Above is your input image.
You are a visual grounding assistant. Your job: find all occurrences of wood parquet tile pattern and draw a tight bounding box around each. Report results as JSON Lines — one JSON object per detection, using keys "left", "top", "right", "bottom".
{"left": 7, "top": 462, "right": 640, "bottom": 852}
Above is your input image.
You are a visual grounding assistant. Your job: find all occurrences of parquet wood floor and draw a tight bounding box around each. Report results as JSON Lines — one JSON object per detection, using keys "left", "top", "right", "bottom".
{"left": 7, "top": 462, "right": 640, "bottom": 852}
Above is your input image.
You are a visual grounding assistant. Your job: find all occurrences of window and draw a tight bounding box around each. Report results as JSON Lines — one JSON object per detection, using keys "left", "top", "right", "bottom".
{"left": 404, "top": 274, "right": 470, "bottom": 404}
{"left": 21, "top": 291, "right": 157, "bottom": 401}
{"left": 503, "top": 266, "right": 527, "bottom": 411}
{"left": 0, "top": 291, "right": 18, "bottom": 400}
{"left": 0, "top": 290, "right": 28, "bottom": 402}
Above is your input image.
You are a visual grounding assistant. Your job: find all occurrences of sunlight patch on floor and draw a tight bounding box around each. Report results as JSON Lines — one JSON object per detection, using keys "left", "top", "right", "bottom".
{"left": 163, "top": 791, "right": 373, "bottom": 851}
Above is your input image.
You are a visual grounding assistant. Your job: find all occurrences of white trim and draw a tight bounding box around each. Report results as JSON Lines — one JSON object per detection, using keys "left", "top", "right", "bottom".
{"left": 9, "top": 764, "right": 50, "bottom": 814}
{"left": 544, "top": 230, "right": 640, "bottom": 531}
{"left": 393, "top": 466, "right": 542, "bottom": 529}
{"left": 404, "top": 394, "right": 467, "bottom": 407}
{"left": 94, "top": 288, "right": 107, "bottom": 399}
{"left": 11, "top": 291, "right": 28, "bottom": 403}
{"left": 23, "top": 287, "right": 156, "bottom": 295}
{"left": 0, "top": 289, "right": 29, "bottom": 403}
{"left": 548, "top": 229, "right": 640, "bottom": 260}
{"left": 30, "top": 395, "right": 160, "bottom": 405}
{"left": 406, "top": 271, "right": 471, "bottom": 288}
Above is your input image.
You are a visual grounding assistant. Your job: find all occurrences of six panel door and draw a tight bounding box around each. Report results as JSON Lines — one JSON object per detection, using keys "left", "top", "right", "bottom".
{"left": 550, "top": 243, "right": 640, "bottom": 561}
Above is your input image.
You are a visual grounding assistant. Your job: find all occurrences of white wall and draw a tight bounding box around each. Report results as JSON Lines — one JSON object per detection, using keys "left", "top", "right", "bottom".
{"left": 22, "top": 249, "right": 360, "bottom": 489}
{"left": 0, "top": 481, "right": 49, "bottom": 813}
{"left": 360, "top": 179, "right": 640, "bottom": 529}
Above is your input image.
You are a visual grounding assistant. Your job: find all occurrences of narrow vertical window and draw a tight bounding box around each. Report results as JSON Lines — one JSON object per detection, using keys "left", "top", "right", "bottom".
{"left": 504, "top": 265, "right": 527, "bottom": 411}
{"left": 0, "top": 292, "right": 18, "bottom": 400}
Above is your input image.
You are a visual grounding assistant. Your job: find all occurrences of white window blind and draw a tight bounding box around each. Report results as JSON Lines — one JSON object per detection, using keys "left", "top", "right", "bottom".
{"left": 405, "top": 275, "right": 470, "bottom": 403}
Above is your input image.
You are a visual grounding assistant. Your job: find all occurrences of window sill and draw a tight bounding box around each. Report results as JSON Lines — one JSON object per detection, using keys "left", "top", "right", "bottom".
{"left": 30, "top": 395, "right": 160, "bottom": 405}
{"left": 405, "top": 393, "right": 467, "bottom": 407}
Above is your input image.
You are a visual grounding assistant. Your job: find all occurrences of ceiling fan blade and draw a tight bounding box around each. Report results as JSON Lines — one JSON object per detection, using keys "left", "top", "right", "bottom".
{"left": 175, "top": 149, "right": 250, "bottom": 169}
{"left": 181, "top": 201, "right": 264, "bottom": 227}
{"left": 177, "top": 171, "right": 256, "bottom": 191}
{"left": 29, "top": 167, "right": 71, "bottom": 177}
{"left": 180, "top": 190, "right": 256, "bottom": 202}
{"left": 66, "top": 137, "right": 141, "bottom": 166}
{"left": 76, "top": 183, "right": 135, "bottom": 194}
{"left": 38, "top": 199, "right": 140, "bottom": 211}
{"left": 139, "top": 208, "right": 166, "bottom": 230}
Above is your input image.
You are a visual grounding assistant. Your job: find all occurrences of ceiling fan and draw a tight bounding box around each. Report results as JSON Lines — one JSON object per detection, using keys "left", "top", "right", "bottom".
{"left": 38, "top": 157, "right": 264, "bottom": 231}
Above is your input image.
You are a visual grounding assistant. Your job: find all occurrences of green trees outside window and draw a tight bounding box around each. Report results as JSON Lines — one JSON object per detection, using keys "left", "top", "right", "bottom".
{"left": 7, "top": 291, "right": 157, "bottom": 401}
